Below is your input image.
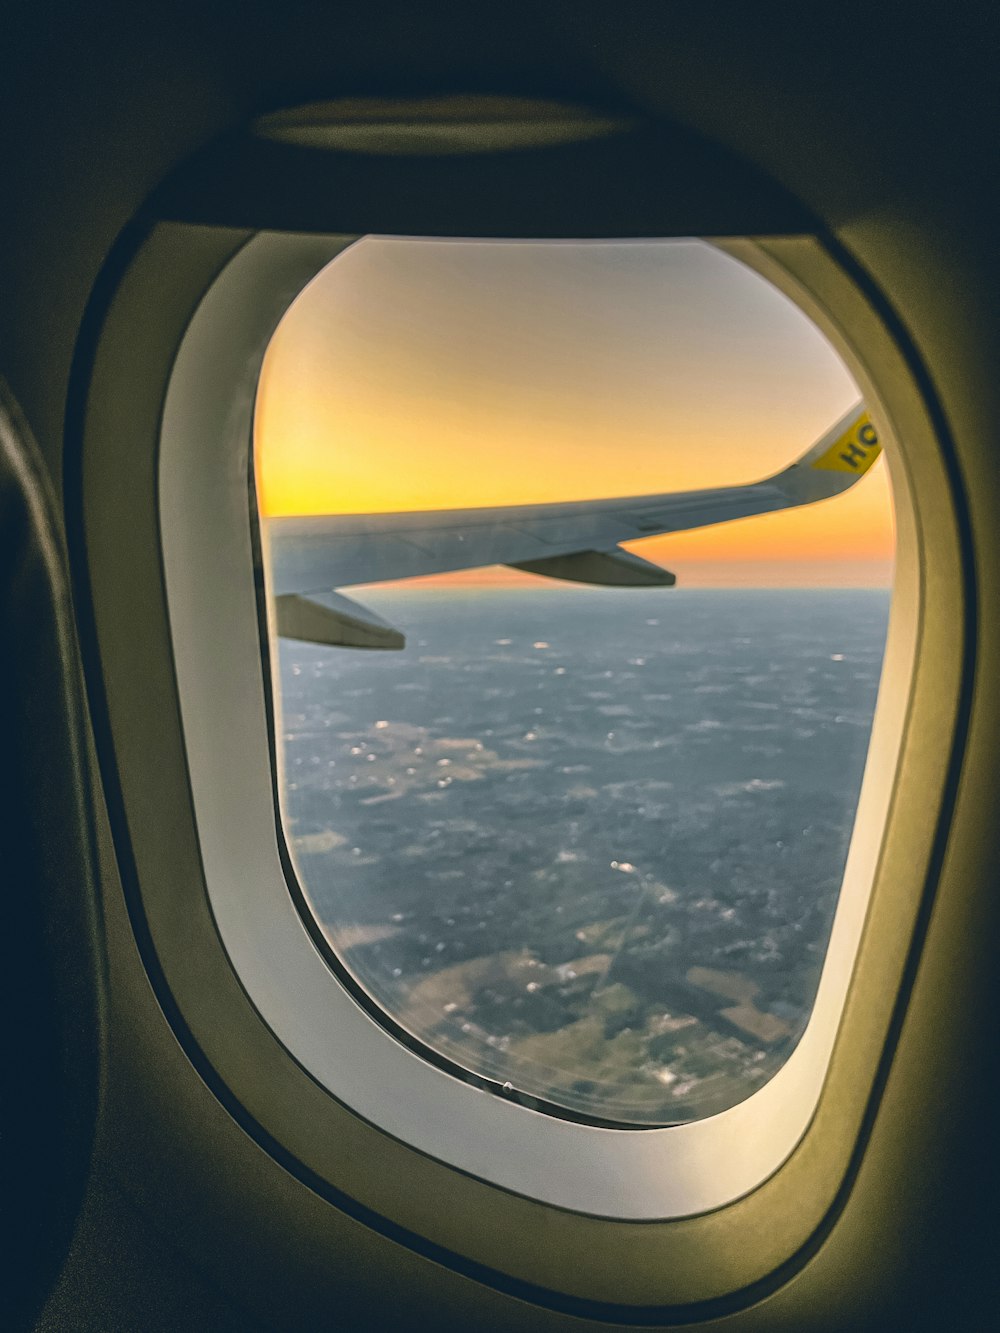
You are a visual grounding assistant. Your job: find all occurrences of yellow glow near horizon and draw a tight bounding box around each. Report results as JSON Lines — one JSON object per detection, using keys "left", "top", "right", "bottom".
{"left": 255, "top": 237, "right": 894, "bottom": 587}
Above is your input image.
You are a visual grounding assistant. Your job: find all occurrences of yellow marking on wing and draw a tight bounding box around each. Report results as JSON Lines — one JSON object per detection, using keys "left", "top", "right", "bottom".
{"left": 811, "top": 412, "right": 881, "bottom": 474}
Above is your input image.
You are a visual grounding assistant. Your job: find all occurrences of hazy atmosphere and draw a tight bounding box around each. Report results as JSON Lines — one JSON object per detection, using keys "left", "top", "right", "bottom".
{"left": 256, "top": 237, "right": 893, "bottom": 587}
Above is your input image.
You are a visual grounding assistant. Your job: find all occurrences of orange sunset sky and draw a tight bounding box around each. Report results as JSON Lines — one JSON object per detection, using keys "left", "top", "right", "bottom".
{"left": 255, "top": 237, "right": 894, "bottom": 588}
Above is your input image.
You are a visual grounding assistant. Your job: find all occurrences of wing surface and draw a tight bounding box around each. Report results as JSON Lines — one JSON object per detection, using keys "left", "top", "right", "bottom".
{"left": 266, "top": 404, "right": 880, "bottom": 601}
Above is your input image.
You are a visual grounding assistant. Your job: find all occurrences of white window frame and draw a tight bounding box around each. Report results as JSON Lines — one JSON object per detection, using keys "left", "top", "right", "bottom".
{"left": 155, "top": 229, "right": 913, "bottom": 1220}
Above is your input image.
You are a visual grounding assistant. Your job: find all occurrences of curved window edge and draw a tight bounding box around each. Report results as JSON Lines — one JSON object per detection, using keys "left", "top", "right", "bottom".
{"left": 158, "top": 229, "right": 910, "bottom": 1219}
{"left": 72, "top": 216, "right": 966, "bottom": 1309}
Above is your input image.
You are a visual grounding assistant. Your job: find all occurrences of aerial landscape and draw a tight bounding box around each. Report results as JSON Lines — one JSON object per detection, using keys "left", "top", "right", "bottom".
{"left": 275, "top": 582, "right": 890, "bottom": 1124}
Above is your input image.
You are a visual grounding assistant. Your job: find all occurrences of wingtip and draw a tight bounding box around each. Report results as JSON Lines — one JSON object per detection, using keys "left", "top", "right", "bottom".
{"left": 775, "top": 405, "right": 881, "bottom": 504}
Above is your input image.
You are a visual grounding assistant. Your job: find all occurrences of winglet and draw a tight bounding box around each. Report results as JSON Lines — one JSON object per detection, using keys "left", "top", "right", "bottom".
{"left": 771, "top": 404, "right": 882, "bottom": 506}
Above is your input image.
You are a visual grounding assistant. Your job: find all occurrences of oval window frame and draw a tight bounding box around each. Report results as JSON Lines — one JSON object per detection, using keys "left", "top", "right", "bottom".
{"left": 75, "top": 216, "right": 965, "bottom": 1311}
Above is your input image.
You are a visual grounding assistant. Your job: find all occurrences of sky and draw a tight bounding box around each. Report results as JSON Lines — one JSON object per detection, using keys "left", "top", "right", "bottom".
{"left": 254, "top": 237, "right": 894, "bottom": 587}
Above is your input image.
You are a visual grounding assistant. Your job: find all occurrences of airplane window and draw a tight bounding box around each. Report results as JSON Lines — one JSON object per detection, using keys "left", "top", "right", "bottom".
{"left": 253, "top": 237, "right": 893, "bottom": 1126}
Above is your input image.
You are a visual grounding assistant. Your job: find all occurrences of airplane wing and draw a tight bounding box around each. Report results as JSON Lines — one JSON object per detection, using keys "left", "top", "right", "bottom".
{"left": 266, "top": 403, "right": 881, "bottom": 649}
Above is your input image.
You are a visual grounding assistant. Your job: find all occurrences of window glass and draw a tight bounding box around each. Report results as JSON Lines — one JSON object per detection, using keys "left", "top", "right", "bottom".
{"left": 254, "top": 238, "right": 893, "bottom": 1125}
